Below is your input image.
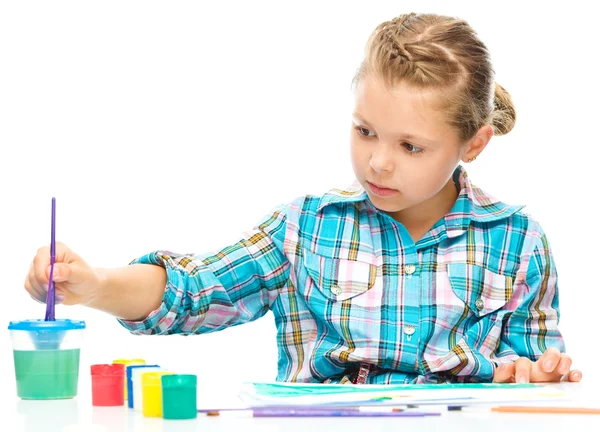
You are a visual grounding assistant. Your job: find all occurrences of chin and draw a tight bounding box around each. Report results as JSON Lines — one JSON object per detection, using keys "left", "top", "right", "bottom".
{"left": 367, "top": 194, "right": 406, "bottom": 213}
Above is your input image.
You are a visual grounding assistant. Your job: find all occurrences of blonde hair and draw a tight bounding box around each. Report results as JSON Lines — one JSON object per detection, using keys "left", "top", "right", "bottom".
{"left": 354, "top": 13, "right": 516, "bottom": 141}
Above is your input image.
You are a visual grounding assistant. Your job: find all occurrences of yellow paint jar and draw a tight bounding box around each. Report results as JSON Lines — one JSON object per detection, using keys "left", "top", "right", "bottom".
{"left": 142, "top": 371, "right": 174, "bottom": 417}
{"left": 112, "top": 358, "right": 145, "bottom": 402}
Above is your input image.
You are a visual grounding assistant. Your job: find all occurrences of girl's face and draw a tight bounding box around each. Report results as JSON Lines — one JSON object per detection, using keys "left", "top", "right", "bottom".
{"left": 350, "top": 75, "right": 469, "bottom": 218}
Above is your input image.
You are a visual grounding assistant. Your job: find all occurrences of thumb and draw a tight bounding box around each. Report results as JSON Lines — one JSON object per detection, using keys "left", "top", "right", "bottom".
{"left": 48, "top": 263, "right": 72, "bottom": 283}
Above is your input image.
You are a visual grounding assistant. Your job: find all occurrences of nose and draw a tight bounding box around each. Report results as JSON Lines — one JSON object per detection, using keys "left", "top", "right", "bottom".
{"left": 369, "top": 144, "right": 394, "bottom": 173}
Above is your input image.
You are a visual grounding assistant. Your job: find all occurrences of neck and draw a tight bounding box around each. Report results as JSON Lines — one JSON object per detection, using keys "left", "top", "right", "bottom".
{"left": 386, "top": 177, "right": 459, "bottom": 241}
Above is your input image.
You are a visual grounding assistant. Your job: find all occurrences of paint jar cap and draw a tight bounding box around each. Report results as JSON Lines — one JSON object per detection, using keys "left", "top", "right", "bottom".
{"left": 113, "top": 358, "right": 145, "bottom": 365}
{"left": 162, "top": 374, "right": 197, "bottom": 388}
{"left": 126, "top": 364, "right": 160, "bottom": 380}
{"left": 8, "top": 319, "right": 86, "bottom": 331}
{"left": 91, "top": 364, "right": 125, "bottom": 376}
{"left": 142, "top": 371, "right": 174, "bottom": 386}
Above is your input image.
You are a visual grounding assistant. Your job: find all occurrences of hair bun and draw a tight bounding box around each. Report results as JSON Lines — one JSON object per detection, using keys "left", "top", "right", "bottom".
{"left": 491, "top": 82, "right": 517, "bottom": 136}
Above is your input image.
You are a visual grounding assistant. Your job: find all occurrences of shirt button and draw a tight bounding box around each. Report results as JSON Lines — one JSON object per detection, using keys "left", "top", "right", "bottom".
{"left": 403, "top": 325, "right": 416, "bottom": 336}
{"left": 475, "top": 298, "right": 484, "bottom": 311}
{"left": 331, "top": 285, "right": 342, "bottom": 296}
{"left": 405, "top": 264, "right": 416, "bottom": 275}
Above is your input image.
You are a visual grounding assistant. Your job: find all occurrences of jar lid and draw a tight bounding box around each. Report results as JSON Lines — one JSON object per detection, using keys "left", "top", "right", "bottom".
{"left": 127, "top": 365, "right": 161, "bottom": 380}
{"left": 112, "top": 358, "right": 145, "bottom": 366}
{"left": 142, "top": 371, "right": 174, "bottom": 385}
{"left": 8, "top": 318, "right": 86, "bottom": 331}
{"left": 91, "top": 364, "right": 125, "bottom": 376}
{"left": 161, "top": 374, "right": 197, "bottom": 388}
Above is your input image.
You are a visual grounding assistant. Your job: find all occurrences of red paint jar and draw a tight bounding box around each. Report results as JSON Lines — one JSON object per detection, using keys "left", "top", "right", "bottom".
{"left": 91, "top": 364, "right": 125, "bottom": 406}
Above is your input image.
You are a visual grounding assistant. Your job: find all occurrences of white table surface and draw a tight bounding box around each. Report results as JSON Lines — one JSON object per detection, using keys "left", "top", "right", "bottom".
{"left": 7, "top": 380, "right": 600, "bottom": 432}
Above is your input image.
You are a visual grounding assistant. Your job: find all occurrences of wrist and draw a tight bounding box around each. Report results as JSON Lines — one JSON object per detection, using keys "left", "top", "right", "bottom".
{"left": 84, "top": 267, "right": 109, "bottom": 309}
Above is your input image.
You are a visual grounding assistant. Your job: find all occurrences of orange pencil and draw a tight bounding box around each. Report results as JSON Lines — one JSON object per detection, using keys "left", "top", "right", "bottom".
{"left": 492, "top": 406, "right": 600, "bottom": 415}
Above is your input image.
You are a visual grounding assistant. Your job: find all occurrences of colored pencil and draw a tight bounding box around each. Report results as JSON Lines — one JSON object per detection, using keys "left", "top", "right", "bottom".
{"left": 491, "top": 406, "right": 600, "bottom": 415}
{"left": 199, "top": 407, "right": 439, "bottom": 417}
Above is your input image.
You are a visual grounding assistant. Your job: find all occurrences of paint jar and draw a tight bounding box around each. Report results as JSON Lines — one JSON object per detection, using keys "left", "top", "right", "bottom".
{"left": 112, "top": 358, "right": 145, "bottom": 402}
{"left": 126, "top": 365, "right": 159, "bottom": 409}
{"left": 8, "top": 319, "right": 86, "bottom": 399}
{"left": 131, "top": 366, "right": 165, "bottom": 411}
{"left": 141, "top": 371, "right": 174, "bottom": 417}
{"left": 161, "top": 375, "right": 197, "bottom": 420}
{"left": 91, "top": 364, "right": 125, "bottom": 406}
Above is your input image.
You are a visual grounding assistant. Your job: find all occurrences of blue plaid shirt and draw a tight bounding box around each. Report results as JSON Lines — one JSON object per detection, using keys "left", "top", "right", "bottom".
{"left": 119, "top": 166, "right": 565, "bottom": 383}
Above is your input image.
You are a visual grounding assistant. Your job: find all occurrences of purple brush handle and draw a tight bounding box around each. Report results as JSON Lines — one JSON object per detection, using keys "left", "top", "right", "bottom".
{"left": 44, "top": 197, "right": 56, "bottom": 321}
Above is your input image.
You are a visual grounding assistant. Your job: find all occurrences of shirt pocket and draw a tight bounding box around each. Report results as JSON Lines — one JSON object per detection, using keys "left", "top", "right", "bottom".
{"left": 302, "top": 248, "right": 377, "bottom": 301}
{"left": 446, "top": 263, "right": 513, "bottom": 317}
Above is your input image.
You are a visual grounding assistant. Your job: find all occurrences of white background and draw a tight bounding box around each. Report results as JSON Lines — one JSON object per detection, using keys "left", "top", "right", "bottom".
{"left": 0, "top": 0, "right": 597, "bottom": 395}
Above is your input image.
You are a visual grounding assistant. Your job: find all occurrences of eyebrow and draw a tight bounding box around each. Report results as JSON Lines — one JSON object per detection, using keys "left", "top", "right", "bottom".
{"left": 352, "top": 112, "right": 436, "bottom": 144}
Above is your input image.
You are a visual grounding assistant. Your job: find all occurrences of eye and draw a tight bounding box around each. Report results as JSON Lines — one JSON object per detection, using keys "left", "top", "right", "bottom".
{"left": 354, "top": 126, "right": 376, "bottom": 138}
{"left": 402, "top": 143, "right": 423, "bottom": 155}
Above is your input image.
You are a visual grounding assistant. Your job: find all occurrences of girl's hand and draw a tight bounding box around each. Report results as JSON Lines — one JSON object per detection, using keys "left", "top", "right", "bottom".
{"left": 493, "top": 347, "right": 582, "bottom": 383}
{"left": 24, "top": 242, "right": 103, "bottom": 307}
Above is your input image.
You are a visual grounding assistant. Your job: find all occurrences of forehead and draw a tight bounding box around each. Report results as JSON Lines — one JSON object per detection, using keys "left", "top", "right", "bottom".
{"left": 354, "top": 75, "right": 454, "bottom": 138}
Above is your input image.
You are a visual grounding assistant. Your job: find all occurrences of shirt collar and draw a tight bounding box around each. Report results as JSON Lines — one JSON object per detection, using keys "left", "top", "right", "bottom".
{"left": 442, "top": 166, "right": 525, "bottom": 238}
{"left": 317, "top": 166, "right": 524, "bottom": 228}
{"left": 316, "top": 180, "right": 369, "bottom": 212}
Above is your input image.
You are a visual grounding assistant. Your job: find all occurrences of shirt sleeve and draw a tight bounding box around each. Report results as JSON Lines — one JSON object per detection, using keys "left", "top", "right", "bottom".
{"left": 117, "top": 204, "right": 292, "bottom": 335}
{"left": 493, "top": 221, "right": 565, "bottom": 365}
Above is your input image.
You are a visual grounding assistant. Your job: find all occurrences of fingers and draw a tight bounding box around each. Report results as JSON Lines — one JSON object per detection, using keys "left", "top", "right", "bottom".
{"left": 25, "top": 263, "right": 66, "bottom": 304}
{"left": 54, "top": 242, "right": 77, "bottom": 265}
{"left": 24, "top": 277, "right": 44, "bottom": 304}
{"left": 514, "top": 357, "right": 533, "bottom": 383}
{"left": 494, "top": 359, "right": 534, "bottom": 383}
{"left": 493, "top": 362, "right": 516, "bottom": 383}
{"left": 26, "top": 245, "right": 71, "bottom": 304}
{"left": 33, "top": 246, "right": 51, "bottom": 289}
{"left": 529, "top": 349, "right": 581, "bottom": 383}
{"left": 567, "top": 369, "right": 582, "bottom": 382}
{"left": 50, "top": 263, "right": 71, "bottom": 283}
{"left": 478, "top": 351, "right": 581, "bottom": 384}
{"left": 25, "top": 262, "right": 47, "bottom": 302}
{"left": 556, "top": 353, "right": 572, "bottom": 375}
{"left": 539, "top": 347, "right": 561, "bottom": 373}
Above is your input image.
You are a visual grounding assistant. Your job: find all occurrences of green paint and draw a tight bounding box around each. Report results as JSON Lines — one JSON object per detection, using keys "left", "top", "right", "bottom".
{"left": 162, "top": 386, "right": 197, "bottom": 419}
{"left": 13, "top": 349, "right": 80, "bottom": 400}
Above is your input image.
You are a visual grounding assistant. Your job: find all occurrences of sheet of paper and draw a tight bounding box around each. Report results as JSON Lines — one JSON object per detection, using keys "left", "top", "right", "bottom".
{"left": 237, "top": 382, "right": 569, "bottom": 407}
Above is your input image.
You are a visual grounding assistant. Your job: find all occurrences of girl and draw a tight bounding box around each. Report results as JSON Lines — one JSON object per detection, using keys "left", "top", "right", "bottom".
{"left": 25, "top": 12, "right": 581, "bottom": 384}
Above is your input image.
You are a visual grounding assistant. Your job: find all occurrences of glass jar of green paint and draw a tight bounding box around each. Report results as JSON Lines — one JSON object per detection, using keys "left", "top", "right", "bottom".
{"left": 9, "top": 319, "right": 86, "bottom": 400}
{"left": 161, "top": 374, "right": 197, "bottom": 419}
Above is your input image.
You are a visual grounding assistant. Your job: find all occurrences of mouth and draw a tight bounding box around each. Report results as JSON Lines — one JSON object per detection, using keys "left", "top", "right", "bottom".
{"left": 366, "top": 181, "right": 398, "bottom": 197}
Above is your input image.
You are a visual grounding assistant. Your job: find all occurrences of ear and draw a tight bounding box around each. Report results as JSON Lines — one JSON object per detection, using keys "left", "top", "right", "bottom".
{"left": 461, "top": 124, "right": 493, "bottom": 163}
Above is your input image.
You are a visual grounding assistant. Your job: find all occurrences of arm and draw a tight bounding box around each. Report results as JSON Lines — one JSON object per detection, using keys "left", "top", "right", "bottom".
{"left": 117, "top": 205, "right": 292, "bottom": 335}
{"left": 492, "top": 221, "right": 581, "bottom": 382}
{"left": 25, "top": 204, "right": 294, "bottom": 334}
{"left": 495, "top": 230, "right": 564, "bottom": 362}
{"left": 89, "top": 264, "right": 167, "bottom": 321}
